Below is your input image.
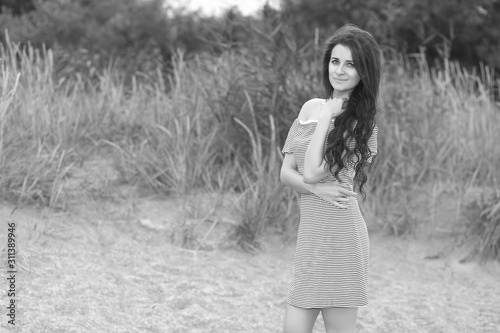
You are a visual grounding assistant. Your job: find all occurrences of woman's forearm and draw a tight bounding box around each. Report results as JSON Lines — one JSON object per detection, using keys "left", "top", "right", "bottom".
{"left": 280, "top": 166, "right": 315, "bottom": 194}
{"left": 303, "top": 98, "right": 347, "bottom": 182}
{"left": 303, "top": 115, "right": 334, "bottom": 181}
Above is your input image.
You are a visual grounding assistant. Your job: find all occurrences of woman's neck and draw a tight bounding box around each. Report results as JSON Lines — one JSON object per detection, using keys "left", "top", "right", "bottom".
{"left": 331, "top": 91, "right": 351, "bottom": 99}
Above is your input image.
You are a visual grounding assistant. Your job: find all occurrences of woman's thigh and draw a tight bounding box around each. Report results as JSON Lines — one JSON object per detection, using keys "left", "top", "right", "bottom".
{"left": 321, "top": 307, "right": 358, "bottom": 333}
{"left": 283, "top": 303, "right": 320, "bottom": 333}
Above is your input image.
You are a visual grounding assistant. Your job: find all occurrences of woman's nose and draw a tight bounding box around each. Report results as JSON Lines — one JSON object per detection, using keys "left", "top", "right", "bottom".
{"left": 335, "top": 64, "right": 345, "bottom": 75}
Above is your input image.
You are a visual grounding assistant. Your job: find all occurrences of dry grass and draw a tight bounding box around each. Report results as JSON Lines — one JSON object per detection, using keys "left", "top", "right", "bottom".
{"left": 366, "top": 54, "right": 500, "bottom": 236}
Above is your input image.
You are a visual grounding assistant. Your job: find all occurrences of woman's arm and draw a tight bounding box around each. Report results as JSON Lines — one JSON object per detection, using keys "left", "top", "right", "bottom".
{"left": 280, "top": 153, "right": 356, "bottom": 208}
{"left": 280, "top": 153, "right": 314, "bottom": 194}
{"left": 303, "top": 98, "right": 346, "bottom": 184}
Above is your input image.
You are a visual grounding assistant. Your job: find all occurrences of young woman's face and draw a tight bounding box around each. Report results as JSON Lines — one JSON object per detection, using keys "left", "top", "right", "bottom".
{"left": 328, "top": 44, "right": 360, "bottom": 98}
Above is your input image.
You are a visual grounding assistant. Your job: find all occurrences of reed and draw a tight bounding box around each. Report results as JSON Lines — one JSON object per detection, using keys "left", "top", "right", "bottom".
{"left": 231, "top": 93, "right": 290, "bottom": 250}
{"left": 0, "top": 39, "right": 74, "bottom": 206}
{"left": 0, "top": 36, "right": 164, "bottom": 205}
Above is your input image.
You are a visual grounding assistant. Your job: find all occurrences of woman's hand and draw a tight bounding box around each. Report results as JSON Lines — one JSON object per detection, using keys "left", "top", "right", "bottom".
{"left": 310, "top": 182, "right": 357, "bottom": 209}
{"left": 320, "top": 97, "right": 348, "bottom": 119}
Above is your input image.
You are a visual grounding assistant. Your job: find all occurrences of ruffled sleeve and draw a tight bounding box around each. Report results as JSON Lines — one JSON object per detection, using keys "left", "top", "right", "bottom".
{"left": 281, "top": 119, "right": 299, "bottom": 154}
{"left": 367, "top": 124, "right": 378, "bottom": 163}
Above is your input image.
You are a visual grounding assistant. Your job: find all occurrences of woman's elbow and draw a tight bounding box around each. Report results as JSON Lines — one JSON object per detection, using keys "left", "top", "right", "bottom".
{"left": 302, "top": 175, "right": 318, "bottom": 184}
{"left": 302, "top": 177, "right": 314, "bottom": 184}
{"left": 303, "top": 167, "right": 327, "bottom": 184}
{"left": 302, "top": 171, "right": 320, "bottom": 184}
{"left": 302, "top": 167, "right": 315, "bottom": 183}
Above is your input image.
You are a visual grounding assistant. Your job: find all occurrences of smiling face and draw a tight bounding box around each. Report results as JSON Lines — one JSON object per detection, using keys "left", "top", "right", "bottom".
{"left": 328, "top": 44, "right": 361, "bottom": 98}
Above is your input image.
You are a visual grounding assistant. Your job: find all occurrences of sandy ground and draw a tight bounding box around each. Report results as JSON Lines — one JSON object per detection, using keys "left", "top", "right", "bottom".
{"left": 0, "top": 156, "right": 499, "bottom": 333}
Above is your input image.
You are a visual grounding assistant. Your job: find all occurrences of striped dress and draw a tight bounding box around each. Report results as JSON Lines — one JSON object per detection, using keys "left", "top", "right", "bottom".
{"left": 282, "top": 118, "right": 378, "bottom": 309}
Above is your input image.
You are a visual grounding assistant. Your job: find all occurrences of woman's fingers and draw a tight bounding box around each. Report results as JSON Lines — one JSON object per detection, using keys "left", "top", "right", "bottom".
{"left": 335, "top": 197, "right": 349, "bottom": 209}
{"left": 316, "top": 194, "right": 347, "bottom": 208}
{"left": 338, "top": 188, "right": 357, "bottom": 197}
{"left": 332, "top": 201, "right": 348, "bottom": 209}
{"left": 317, "top": 183, "right": 356, "bottom": 197}
{"left": 326, "top": 195, "right": 349, "bottom": 208}
{"left": 316, "top": 194, "right": 348, "bottom": 208}
{"left": 312, "top": 183, "right": 356, "bottom": 209}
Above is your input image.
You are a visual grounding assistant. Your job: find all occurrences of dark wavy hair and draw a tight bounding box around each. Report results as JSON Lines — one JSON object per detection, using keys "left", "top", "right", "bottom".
{"left": 322, "top": 24, "right": 381, "bottom": 198}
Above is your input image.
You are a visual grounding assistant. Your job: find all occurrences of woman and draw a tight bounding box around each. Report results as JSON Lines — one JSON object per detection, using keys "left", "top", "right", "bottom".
{"left": 280, "top": 24, "right": 381, "bottom": 333}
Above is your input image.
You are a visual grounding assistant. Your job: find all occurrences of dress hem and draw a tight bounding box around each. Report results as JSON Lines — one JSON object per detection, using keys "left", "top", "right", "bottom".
{"left": 286, "top": 299, "right": 369, "bottom": 309}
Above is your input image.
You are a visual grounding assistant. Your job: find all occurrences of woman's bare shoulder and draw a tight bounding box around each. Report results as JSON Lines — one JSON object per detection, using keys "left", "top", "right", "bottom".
{"left": 297, "top": 98, "right": 325, "bottom": 121}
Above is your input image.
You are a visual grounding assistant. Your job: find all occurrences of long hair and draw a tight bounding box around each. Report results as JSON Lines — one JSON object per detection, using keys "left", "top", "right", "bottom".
{"left": 322, "top": 24, "right": 381, "bottom": 198}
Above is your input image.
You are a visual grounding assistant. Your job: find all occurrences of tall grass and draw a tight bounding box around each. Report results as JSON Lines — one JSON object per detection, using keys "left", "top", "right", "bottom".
{"left": 369, "top": 53, "right": 500, "bottom": 234}
{"left": 0, "top": 37, "right": 170, "bottom": 205}
{"left": 0, "top": 39, "right": 74, "bottom": 207}
{"left": 231, "top": 93, "right": 290, "bottom": 250}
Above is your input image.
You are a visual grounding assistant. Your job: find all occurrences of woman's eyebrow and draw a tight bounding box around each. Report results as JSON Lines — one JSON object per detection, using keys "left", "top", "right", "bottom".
{"left": 330, "top": 56, "right": 354, "bottom": 63}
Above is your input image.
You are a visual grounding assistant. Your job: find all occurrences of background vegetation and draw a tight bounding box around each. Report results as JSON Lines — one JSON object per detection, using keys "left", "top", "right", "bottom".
{"left": 0, "top": 0, "right": 499, "bottom": 258}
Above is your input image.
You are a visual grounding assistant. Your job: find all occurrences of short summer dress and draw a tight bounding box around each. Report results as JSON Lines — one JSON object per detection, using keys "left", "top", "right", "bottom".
{"left": 282, "top": 117, "right": 378, "bottom": 309}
